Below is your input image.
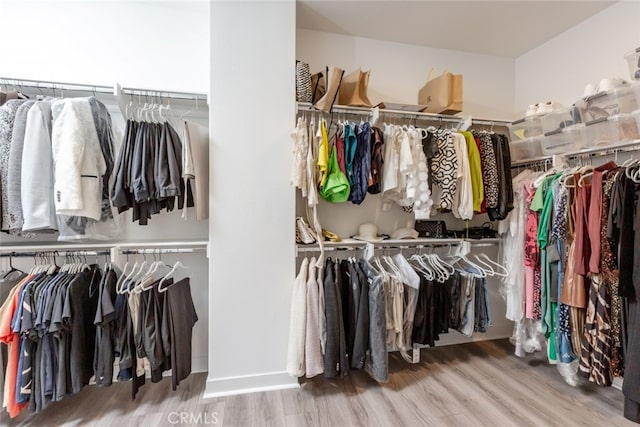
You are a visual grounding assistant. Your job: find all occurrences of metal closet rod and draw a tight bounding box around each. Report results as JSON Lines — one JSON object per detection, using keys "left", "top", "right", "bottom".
{"left": 0, "top": 250, "right": 110, "bottom": 258}
{"left": 0, "top": 77, "right": 208, "bottom": 102}
{"left": 297, "top": 240, "right": 499, "bottom": 253}
{"left": 120, "top": 248, "right": 206, "bottom": 255}
{"left": 296, "top": 102, "right": 511, "bottom": 126}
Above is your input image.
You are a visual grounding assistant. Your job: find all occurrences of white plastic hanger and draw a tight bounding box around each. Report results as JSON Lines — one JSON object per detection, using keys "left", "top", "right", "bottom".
{"left": 471, "top": 254, "right": 495, "bottom": 276}
{"left": 476, "top": 253, "right": 509, "bottom": 278}
{"left": 180, "top": 96, "right": 200, "bottom": 122}
{"left": 158, "top": 260, "right": 190, "bottom": 292}
{"left": 409, "top": 254, "right": 433, "bottom": 280}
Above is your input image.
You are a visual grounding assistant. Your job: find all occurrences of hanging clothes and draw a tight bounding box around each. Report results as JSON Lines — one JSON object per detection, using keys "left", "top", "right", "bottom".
{"left": 111, "top": 120, "right": 193, "bottom": 225}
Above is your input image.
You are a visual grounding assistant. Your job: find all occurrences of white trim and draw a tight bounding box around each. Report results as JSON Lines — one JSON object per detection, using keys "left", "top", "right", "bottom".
{"left": 613, "top": 376, "right": 623, "bottom": 391}
{"left": 202, "top": 371, "right": 299, "bottom": 399}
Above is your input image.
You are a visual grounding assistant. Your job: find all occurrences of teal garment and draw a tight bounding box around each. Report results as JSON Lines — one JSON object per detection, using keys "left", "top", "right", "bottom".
{"left": 538, "top": 174, "right": 561, "bottom": 338}
{"left": 537, "top": 174, "right": 561, "bottom": 249}
{"left": 343, "top": 124, "right": 357, "bottom": 187}
{"left": 548, "top": 301, "right": 558, "bottom": 363}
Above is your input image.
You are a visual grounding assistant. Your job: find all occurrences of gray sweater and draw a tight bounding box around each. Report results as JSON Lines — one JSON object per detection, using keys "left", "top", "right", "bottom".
{"left": 0, "top": 99, "right": 26, "bottom": 231}
{"left": 7, "top": 100, "right": 37, "bottom": 233}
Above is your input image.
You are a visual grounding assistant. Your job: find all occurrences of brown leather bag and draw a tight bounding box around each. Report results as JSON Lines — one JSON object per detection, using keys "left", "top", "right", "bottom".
{"left": 313, "top": 66, "right": 344, "bottom": 113}
{"left": 338, "top": 69, "right": 373, "bottom": 107}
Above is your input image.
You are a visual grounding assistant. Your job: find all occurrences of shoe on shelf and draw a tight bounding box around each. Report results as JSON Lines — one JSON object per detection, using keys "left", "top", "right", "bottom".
{"left": 583, "top": 83, "right": 598, "bottom": 97}
{"left": 537, "top": 101, "right": 563, "bottom": 115}
{"left": 598, "top": 77, "right": 625, "bottom": 93}
{"left": 525, "top": 103, "right": 539, "bottom": 117}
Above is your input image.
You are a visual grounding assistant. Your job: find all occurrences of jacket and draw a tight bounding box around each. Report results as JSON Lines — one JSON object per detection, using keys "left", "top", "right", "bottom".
{"left": 51, "top": 98, "right": 106, "bottom": 221}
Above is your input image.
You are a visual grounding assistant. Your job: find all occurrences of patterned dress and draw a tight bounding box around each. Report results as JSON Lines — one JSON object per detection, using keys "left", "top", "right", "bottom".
{"left": 430, "top": 129, "right": 458, "bottom": 211}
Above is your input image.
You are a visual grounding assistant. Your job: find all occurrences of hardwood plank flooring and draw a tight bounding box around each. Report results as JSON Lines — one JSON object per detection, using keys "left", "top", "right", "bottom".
{"left": 2, "top": 339, "right": 635, "bottom": 426}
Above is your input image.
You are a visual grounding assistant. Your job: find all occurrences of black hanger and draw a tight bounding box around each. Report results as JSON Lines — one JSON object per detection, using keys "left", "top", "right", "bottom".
{"left": 2, "top": 252, "right": 22, "bottom": 278}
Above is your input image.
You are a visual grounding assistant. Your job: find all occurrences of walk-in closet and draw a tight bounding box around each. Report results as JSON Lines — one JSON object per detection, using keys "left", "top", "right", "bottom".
{"left": 2, "top": 0, "right": 640, "bottom": 425}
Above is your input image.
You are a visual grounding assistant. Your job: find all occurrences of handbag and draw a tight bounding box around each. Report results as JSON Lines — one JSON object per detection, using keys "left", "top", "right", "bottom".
{"left": 414, "top": 220, "right": 447, "bottom": 238}
{"left": 418, "top": 69, "right": 463, "bottom": 115}
{"left": 311, "top": 72, "right": 326, "bottom": 104}
{"left": 296, "top": 61, "right": 312, "bottom": 103}
{"left": 296, "top": 217, "right": 317, "bottom": 244}
{"left": 338, "top": 69, "right": 373, "bottom": 107}
{"left": 313, "top": 66, "right": 344, "bottom": 113}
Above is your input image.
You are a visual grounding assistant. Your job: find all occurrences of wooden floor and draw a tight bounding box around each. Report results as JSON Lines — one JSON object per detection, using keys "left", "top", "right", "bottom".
{"left": 3, "top": 339, "right": 634, "bottom": 427}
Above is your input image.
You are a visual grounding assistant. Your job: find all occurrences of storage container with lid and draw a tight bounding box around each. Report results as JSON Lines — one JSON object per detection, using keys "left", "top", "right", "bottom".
{"left": 625, "top": 47, "right": 640, "bottom": 81}
{"left": 541, "top": 124, "right": 585, "bottom": 155}
{"left": 510, "top": 136, "right": 543, "bottom": 162}
{"left": 576, "top": 83, "right": 640, "bottom": 124}
{"left": 585, "top": 113, "right": 640, "bottom": 148}
{"left": 633, "top": 109, "right": 640, "bottom": 137}
{"left": 541, "top": 106, "right": 580, "bottom": 135}
{"left": 508, "top": 115, "right": 544, "bottom": 143}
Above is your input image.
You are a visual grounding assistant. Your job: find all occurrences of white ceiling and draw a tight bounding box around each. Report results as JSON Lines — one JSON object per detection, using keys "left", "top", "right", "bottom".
{"left": 297, "top": 0, "right": 616, "bottom": 57}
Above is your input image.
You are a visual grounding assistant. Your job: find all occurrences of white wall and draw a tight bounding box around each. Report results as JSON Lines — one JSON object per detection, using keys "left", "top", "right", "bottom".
{"left": 515, "top": 1, "right": 640, "bottom": 115}
{"left": 207, "top": 0, "right": 297, "bottom": 397}
{"left": 0, "top": 0, "right": 209, "bottom": 93}
{"left": 297, "top": 29, "right": 516, "bottom": 120}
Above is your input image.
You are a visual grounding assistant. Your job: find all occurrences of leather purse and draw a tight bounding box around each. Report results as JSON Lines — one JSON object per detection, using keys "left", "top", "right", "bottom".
{"left": 415, "top": 220, "right": 447, "bottom": 238}
{"left": 338, "top": 69, "right": 373, "bottom": 107}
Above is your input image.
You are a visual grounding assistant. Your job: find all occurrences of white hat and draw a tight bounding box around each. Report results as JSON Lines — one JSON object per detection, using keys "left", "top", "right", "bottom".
{"left": 390, "top": 227, "right": 419, "bottom": 240}
{"left": 352, "top": 223, "right": 386, "bottom": 243}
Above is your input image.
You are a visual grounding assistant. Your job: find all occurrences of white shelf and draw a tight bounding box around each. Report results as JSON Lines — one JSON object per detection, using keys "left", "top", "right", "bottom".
{"left": 511, "top": 138, "right": 640, "bottom": 167}
{"left": 296, "top": 237, "right": 500, "bottom": 252}
{"left": 0, "top": 239, "right": 209, "bottom": 252}
{"left": 296, "top": 102, "right": 512, "bottom": 126}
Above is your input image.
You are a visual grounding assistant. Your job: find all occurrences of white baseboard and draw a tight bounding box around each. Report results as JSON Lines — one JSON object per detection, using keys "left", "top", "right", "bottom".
{"left": 192, "top": 355, "right": 209, "bottom": 374}
{"left": 613, "top": 376, "right": 623, "bottom": 391}
{"left": 202, "top": 371, "right": 299, "bottom": 399}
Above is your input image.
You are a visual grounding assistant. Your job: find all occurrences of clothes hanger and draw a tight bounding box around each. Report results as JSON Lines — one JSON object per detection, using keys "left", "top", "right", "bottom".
{"left": 116, "top": 253, "right": 132, "bottom": 294}
{"left": 476, "top": 253, "right": 509, "bottom": 277}
{"left": 426, "top": 253, "right": 451, "bottom": 282}
{"left": 471, "top": 254, "right": 495, "bottom": 276}
{"left": 158, "top": 259, "right": 190, "bottom": 292}
{"left": 180, "top": 95, "right": 200, "bottom": 122}
{"left": 409, "top": 253, "right": 434, "bottom": 280}
{"left": 456, "top": 254, "right": 487, "bottom": 278}
{"left": 122, "top": 256, "right": 145, "bottom": 294}
{"left": 2, "top": 252, "right": 20, "bottom": 278}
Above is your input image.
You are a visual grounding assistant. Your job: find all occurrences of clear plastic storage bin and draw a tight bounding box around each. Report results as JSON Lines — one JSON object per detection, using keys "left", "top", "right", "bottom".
{"left": 541, "top": 106, "right": 580, "bottom": 134}
{"left": 625, "top": 47, "right": 640, "bottom": 81}
{"left": 585, "top": 114, "right": 640, "bottom": 147}
{"left": 577, "top": 84, "right": 640, "bottom": 123}
{"left": 508, "top": 116, "right": 544, "bottom": 142}
{"left": 541, "top": 124, "right": 585, "bottom": 155}
{"left": 610, "top": 113, "right": 640, "bottom": 141}
{"left": 510, "top": 136, "right": 543, "bottom": 162}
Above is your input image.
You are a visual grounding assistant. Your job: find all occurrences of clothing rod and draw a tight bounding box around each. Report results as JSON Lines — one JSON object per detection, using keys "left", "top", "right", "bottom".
{"left": 296, "top": 239, "right": 499, "bottom": 253}
{"left": 0, "top": 250, "right": 110, "bottom": 258}
{"left": 120, "top": 248, "right": 206, "bottom": 255}
{"left": 0, "top": 77, "right": 208, "bottom": 102}
{"left": 296, "top": 102, "right": 511, "bottom": 125}
{"left": 0, "top": 240, "right": 208, "bottom": 252}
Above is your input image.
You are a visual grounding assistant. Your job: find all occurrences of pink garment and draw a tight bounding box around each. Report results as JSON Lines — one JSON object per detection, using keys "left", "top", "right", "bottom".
{"left": 525, "top": 267, "right": 534, "bottom": 319}
{"left": 523, "top": 182, "right": 539, "bottom": 319}
{"left": 335, "top": 133, "right": 346, "bottom": 175}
